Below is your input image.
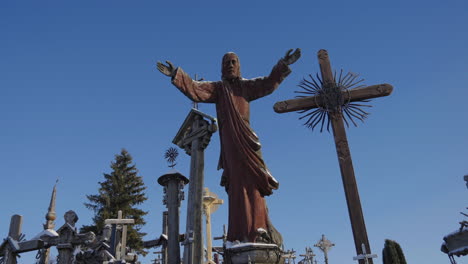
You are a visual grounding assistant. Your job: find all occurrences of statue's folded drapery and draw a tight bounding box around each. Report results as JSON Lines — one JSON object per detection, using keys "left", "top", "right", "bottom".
{"left": 171, "top": 59, "right": 291, "bottom": 244}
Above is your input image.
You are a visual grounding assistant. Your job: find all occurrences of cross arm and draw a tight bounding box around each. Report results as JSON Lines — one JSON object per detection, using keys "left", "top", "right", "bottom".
{"left": 16, "top": 240, "right": 45, "bottom": 253}
{"left": 0, "top": 239, "right": 46, "bottom": 256}
{"left": 273, "top": 84, "right": 393, "bottom": 113}
{"left": 104, "top": 219, "right": 135, "bottom": 225}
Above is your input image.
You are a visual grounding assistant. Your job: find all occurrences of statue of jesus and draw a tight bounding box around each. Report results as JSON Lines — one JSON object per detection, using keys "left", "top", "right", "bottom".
{"left": 157, "top": 49, "right": 301, "bottom": 247}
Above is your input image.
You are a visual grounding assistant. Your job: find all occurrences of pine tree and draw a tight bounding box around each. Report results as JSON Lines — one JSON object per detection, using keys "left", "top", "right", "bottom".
{"left": 81, "top": 149, "right": 148, "bottom": 255}
{"left": 382, "top": 239, "right": 407, "bottom": 264}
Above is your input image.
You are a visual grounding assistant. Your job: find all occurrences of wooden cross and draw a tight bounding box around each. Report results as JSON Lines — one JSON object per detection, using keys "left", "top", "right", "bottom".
{"left": 299, "top": 247, "right": 316, "bottom": 264}
{"left": 1, "top": 215, "right": 22, "bottom": 264}
{"left": 274, "top": 49, "right": 393, "bottom": 264}
{"left": 353, "top": 243, "right": 378, "bottom": 264}
{"left": 55, "top": 210, "right": 95, "bottom": 264}
{"left": 283, "top": 249, "right": 296, "bottom": 264}
{"left": 0, "top": 215, "right": 46, "bottom": 264}
{"left": 104, "top": 210, "right": 135, "bottom": 261}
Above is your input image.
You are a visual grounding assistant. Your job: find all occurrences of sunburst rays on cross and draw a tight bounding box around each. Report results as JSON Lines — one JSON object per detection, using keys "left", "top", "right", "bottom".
{"left": 295, "top": 70, "right": 372, "bottom": 132}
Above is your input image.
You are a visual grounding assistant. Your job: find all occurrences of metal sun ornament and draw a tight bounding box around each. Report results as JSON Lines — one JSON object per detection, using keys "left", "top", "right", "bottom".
{"left": 295, "top": 69, "right": 372, "bottom": 132}
{"left": 164, "top": 147, "right": 179, "bottom": 168}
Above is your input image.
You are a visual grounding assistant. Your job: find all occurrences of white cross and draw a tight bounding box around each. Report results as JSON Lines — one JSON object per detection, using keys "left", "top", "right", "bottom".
{"left": 353, "top": 243, "right": 377, "bottom": 264}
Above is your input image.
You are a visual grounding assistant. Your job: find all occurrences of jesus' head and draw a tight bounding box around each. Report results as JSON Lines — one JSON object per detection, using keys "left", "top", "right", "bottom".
{"left": 221, "top": 52, "right": 241, "bottom": 80}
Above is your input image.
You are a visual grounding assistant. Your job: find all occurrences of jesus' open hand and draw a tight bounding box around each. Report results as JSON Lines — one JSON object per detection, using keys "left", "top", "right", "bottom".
{"left": 157, "top": 60, "right": 176, "bottom": 77}
{"left": 283, "top": 48, "right": 301, "bottom": 65}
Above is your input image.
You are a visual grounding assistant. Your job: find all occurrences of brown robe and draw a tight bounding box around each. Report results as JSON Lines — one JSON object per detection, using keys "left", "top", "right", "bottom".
{"left": 171, "top": 59, "right": 291, "bottom": 244}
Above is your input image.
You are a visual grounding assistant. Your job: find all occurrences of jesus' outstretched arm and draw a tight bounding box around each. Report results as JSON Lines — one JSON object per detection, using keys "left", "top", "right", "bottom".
{"left": 244, "top": 48, "right": 301, "bottom": 101}
{"left": 157, "top": 60, "right": 217, "bottom": 103}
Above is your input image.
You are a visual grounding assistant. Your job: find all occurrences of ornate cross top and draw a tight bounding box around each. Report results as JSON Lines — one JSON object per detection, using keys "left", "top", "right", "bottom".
{"left": 314, "top": 234, "right": 335, "bottom": 253}
{"left": 353, "top": 243, "right": 378, "bottom": 264}
{"left": 274, "top": 49, "right": 393, "bottom": 132}
{"left": 314, "top": 234, "right": 334, "bottom": 264}
{"left": 274, "top": 50, "right": 394, "bottom": 264}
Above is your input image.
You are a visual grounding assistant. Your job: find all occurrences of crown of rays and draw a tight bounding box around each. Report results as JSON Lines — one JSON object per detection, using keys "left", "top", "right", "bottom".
{"left": 164, "top": 147, "right": 179, "bottom": 168}
{"left": 295, "top": 69, "right": 372, "bottom": 132}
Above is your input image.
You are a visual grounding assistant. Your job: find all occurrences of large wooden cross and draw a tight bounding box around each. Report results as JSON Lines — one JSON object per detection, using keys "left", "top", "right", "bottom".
{"left": 274, "top": 49, "right": 393, "bottom": 264}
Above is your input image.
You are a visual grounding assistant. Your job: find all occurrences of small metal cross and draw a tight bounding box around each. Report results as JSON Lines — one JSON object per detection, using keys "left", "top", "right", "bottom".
{"left": 353, "top": 243, "right": 377, "bottom": 264}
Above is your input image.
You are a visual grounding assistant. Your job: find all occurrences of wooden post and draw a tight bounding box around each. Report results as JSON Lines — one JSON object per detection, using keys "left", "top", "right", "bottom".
{"left": 173, "top": 109, "right": 217, "bottom": 264}
{"left": 274, "top": 50, "right": 394, "bottom": 264}
{"left": 162, "top": 211, "right": 169, "bottom": 264}
{"left": 4, "top": 215, "right": 22, "bottom": 264}
{"left": 56, "top": 210, "right": 95, "bottom": 264}
{"left": 158, "top": 172, "right": 189, "bottom": 264}
{"left": 143, "top": 211, "right": 169, "bottom": 264}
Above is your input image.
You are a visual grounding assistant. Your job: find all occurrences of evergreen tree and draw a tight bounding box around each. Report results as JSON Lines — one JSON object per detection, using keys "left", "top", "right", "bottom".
{"left": 382, "top": 239, "right": 407, "bottom": 264}
{"left": 81, "top": 149, "right": 148, "bottom": 255}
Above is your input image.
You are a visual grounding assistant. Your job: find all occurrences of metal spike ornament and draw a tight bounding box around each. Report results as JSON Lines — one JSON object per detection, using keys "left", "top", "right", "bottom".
{"left": 296, "top": 70, "right": 372, "bottom": 132}
{"left": 164, "top": 147, "right": 179, "bottom": 168}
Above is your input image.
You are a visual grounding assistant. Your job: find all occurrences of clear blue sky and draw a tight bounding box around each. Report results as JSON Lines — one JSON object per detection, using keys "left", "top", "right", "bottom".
{"left": 1, "top": 0, "right": 467, "bottom": 263}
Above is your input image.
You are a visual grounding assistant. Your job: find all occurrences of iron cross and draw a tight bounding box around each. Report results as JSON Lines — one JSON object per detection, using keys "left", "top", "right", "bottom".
{"left": 274, "top": 49, "right": 393, "bottom": 264}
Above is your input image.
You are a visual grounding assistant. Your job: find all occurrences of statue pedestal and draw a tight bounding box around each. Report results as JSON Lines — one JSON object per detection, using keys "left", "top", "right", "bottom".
{"left": 224, "top": 243, "right": 284, "bottom": 264}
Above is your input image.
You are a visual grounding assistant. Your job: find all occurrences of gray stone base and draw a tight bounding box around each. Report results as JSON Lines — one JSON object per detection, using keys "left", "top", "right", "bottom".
{"left": 224, "top": 243, "right": 284, "bottom": 264}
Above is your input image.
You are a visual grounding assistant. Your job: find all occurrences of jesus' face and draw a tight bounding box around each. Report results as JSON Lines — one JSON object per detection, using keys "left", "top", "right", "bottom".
{"left": 222, "top": 53, "right": 240, "bottom": 80}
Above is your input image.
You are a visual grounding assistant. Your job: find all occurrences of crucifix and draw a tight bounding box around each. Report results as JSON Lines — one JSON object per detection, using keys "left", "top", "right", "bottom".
{"left": 314, "top": 234, "right": 334, "bottom": 264}
{"left": 202, "top": 187, "right": 223, "bottom": 264}
{"left": 274, "top": 49, "right": 393, "bottom": 264}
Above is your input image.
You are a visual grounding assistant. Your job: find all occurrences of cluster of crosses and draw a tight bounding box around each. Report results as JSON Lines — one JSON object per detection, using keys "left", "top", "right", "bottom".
{"left": 1, "top": 49, "right": 393, "bottom": 264}
{"left": 0, "top": 183, "right": 138, "bottom": 264}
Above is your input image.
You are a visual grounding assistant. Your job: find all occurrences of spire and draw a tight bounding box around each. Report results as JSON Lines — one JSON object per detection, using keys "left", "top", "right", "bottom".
{"left": 44, "top": 180, "right": 58, "bottom": 230}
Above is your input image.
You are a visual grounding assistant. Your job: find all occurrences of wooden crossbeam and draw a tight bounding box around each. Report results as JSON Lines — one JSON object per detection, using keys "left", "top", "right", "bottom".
{"left": 274, "top": 84, "right": 393, "bottom": 113}
{"left": 274, "top": 49, "right": 394, "bottom": 264}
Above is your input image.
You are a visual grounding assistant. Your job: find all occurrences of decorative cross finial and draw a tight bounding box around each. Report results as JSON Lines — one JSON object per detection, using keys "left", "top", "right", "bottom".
{"left": 314, "top": 234, "right": 334, "bottom": 264}
{"left": 353, "top": 243, "right": 377, "bottom": 264}
{"left": 164, "top": 147, "right": 179, "bottom": 168}
{"left": 314, "top": 234, "right": 335, "bottom": 253}
{"left": 295, "top": 69, "right": 370, "bottom": 132}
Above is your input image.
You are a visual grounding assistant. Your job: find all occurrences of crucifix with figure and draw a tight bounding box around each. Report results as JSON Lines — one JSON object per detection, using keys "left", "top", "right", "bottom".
{"left": 274, "top": 49, "right": 393, "bottom": 264}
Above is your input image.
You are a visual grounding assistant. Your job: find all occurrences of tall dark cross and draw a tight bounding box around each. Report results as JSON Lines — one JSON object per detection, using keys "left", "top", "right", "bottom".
{"left": 274, "top": 49, "right": 393, "bottom": 264}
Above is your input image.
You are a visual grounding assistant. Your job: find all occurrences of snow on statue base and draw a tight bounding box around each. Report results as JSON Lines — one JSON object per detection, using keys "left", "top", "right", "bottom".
{"left": 224, "top": 242, "right": 284, "bottom": 264}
